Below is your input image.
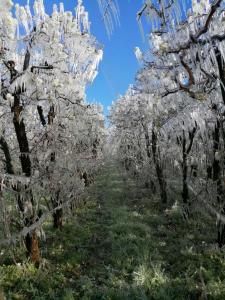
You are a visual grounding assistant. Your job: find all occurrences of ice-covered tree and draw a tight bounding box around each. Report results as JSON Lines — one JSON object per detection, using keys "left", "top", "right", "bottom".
{"left": 0, "top": 0, "right": 104, "bottom": 264}
{"left": 109, "top": 0, "right": 225, "bottom": 245}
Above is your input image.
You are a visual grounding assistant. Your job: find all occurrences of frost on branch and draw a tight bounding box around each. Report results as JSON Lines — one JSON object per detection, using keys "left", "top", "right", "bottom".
{"left": 109, "top": 0, "right": 225, "bottom": 244}
{"left": 134, "top": 47, "right": 143, "bottom": 64}
{"left": 97, "top": 0, "right": 120, "bottom": 36}
{"left": 0, "top": 0, "right": 105, "bottom": 262}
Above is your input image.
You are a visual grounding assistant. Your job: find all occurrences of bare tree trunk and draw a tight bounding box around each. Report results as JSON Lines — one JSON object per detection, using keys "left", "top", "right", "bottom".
{"left": 181, "top": 126, "right": 197, "bottom": 208}
{"left": 212, "top": 50, "right": 225, "bottom": 246}
{"left": 181, "top": 130, "right": 189, "bottom": 205}
{"left": 0, "top": 178, "right": 11, "bottom": 240}
{"left": 0, "top": 126, "right": 40, "bottom": 265}
{"left": 53, "top": 209, "right": 63, "bottom": 230}
{"left": 215, "top": 48, "right": 225, "bottom": 105}
{"left": 142, "top": 123, "right": 156, "bottom": 193}
{"left": 152, "top": 125, "right": 167, "bottom": 204}
{"left": 211, "top": 120, "right": 225, "bottom": 247}
{"left": 13, "top": 93, "right": 40, "bottom": 265}
{"left": 0, "top": 59, "right": 41, "bottom": 265}
{"left": 25, "top": 232, "right": 40, "bottom": 267}
{"left": 47, "top": 106, "right": 64, "bottom": 230}
{"left": 51, "top": 189, "right": 63, "bottom": 230}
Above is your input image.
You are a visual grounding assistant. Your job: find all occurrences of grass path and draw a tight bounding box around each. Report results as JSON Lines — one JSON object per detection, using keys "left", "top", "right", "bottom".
{"left": 1, "top": 162, "right": 225, "bottom": 299}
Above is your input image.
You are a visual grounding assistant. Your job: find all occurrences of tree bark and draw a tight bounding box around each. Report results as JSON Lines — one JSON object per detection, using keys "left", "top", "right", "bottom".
{"left": 0, "top": 137, "right": 14, "bottom": 174}
{"left": 53, "top": 208, "right": 63, "bottom": 230}
{"left": 211, "top": 120, "right": 225, "bottom": 247}
{"left": 25, "top": 232, "right": 40, "bottom": 267}
{"left": 181, "top": 126, "right": 197, "bottom": 206}
{"left": 181, "top": 130, "right": 189, "bottom": 205}
{"left": 47, "top": 105, "right": 64, "bottom": 229}
{"left": 215, "top": 48, "right": 225, "bottom": 105}
{"left": 141, "top": 123, "right": 156, "bottom": 192}
{"left": 212, "top": 49, "right": 225, "bottom": 246}
{"left": 152, "top": 125, "right": 167, "bottom": 204}
{"left": 13, "top": 93, "right": 40, "bottom": 264}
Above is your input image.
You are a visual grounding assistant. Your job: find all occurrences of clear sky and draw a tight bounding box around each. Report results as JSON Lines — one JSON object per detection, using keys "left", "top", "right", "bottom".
{"left": 14, "top": 0, "right": 149, "bottom": 116}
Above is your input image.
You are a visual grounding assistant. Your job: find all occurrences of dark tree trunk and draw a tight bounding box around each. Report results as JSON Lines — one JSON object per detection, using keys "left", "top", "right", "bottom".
{"left": 1, "top": 60, "right": 41, "bottom": 265}
{"left": 152, "top": 125, "right": 167, "bottom": 204}
{"left": 37, "top": 105, "right": 46, "bottom": 126}
{"left": 142, "top": 123, "right": 156, "bottom": 193}
{"left": 83, "top": 172, "right": 89, "bottom": 187}
{"left": 25, "top": 232, "right": 40, "bottom": 267}
{"left": 182, "top": 162, "right": 189, "bottom": 204}
{"left": 182, "top": 131, "right": 189, "bottom": 204}
{"left": 13, "top": 94, "right": 40, "bottom": 264}
{"left": 212, "top": 121, "right": 222, "bottom": 187}
{"left": 0, "top": 136, "right": 14, "bottom": 174}
{"left": 155, "top": 164, "right": 167, "bottom": 204}
{"left": 217, "top": 217, "right": 225, "bottom": 248}
{"left": 47, "top": 105, "right": 64, "bottom": 229}
{"left": 124, "top": 158, "right": 131, "bottom": 171}
{"left": 51, "top": 188, "right": 63, "bottom": 230}
{"left": 142, "top": 123, "right": 151, "bottom": 159}
{"left": 13, "top": 95, "right": 32, "bottom": 176}
{"left": 53, "top": 208, "right": 63, "bottom": 230}
{"left": 207, "top": 166, "right": 212, "bottom": 179}
{"left": 211, "top": 120, "right": 225, "bottom": 247}
{"left": 13, "top": 118, "right": 32, "bottom": 176}
{"left": 179, "top": 125, "right": 197, "bottom": 212}
{"left": 214, "top": 48, "right": 225, "bottom": 247}
{"left": 215, "top": 48, "right": 225, "bottom": 105}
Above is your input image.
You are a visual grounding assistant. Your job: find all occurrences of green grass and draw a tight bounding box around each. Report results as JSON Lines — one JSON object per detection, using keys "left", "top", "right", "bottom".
{"left": 0, "top": 163, "right": 225, "bottom": 299}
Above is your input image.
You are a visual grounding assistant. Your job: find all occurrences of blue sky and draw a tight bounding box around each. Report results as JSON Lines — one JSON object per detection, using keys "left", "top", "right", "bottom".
{"left": 14, "top": 0, "right": 149, "bottom": 116}
{"left": 83, "top": 1, "right": 149, "bottom": 116}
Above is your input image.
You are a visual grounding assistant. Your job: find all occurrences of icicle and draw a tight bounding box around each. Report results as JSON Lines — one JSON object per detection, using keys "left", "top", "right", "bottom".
{"left": 20, "top": 6, "right": 29, "bottom": 34}
{"left": 39, "top": 0, "right": 45, "bottom": 18}
{"left": 33, "top": 0, "right": 39, "bottom": 17}
{"left": 219, "top": 41, "right": 225, "bottom": 66}
{"left": 134, "top": 47, "right": 143, "bottom": 64}
{"left": 66, "top": 11, "right": 73, "bottom": 31}
{"left": 75, "top": 0, "right": 91, "bottom": 33}
{"left": 25, "top": 4, "right": 33, "bottom": 28}
{"left": 97, "top": 0, "right": 119, "bottom": 36}
{"left": 6, "top": 93, "right": 14, "bottom": 107}
{"left": 15, "top": 4, "right": 21, "bottom": 38}
{"left": 83, "top": 11, "right": 90, "bottom": 33}
{"left": 53, "top": 3, "right": 58, "bottom": 14}
{"left": 18, "top": 112, "right": 23, "bottom": 124}
{"left": 60, "top": 2, "right": 64, "bottom": 14}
